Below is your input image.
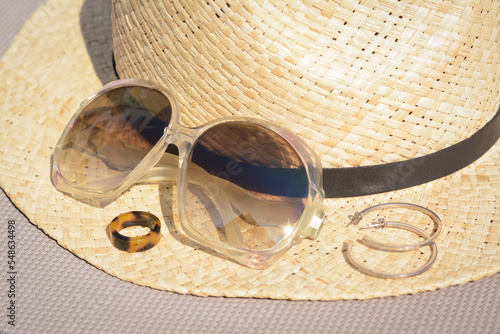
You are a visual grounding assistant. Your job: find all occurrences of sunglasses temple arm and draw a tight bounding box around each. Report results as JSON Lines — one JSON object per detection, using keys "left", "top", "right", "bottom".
{"left": 137, "top": 152, "right": 248, "bottom": 248}
{"left": 183, "top": 164, "right": 249, "bottom": 248}
{"left": 189, "top": 162, "right": 302, "bottom": 233}
{"left": 186, "top": 158, "right": 302, "bottom": 230}
{"left": 138, "top": 151, "right": 298, "bottom": 221}
{"left": 137, "top": 152, "right": 300, "bottom": 245}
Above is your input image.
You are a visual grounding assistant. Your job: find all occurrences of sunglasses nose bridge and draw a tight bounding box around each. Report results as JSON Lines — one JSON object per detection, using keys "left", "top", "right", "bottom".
{"left": 141, "top": 124, "right": 197, "bottom": 184}
{"left": 164, "top": 123, "right": 198, "bottom": 149}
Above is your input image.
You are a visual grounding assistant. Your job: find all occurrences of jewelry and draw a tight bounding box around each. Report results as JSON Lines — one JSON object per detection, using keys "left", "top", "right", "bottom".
{"left": 106, "top": 211, "right": 161, "bottom": 252}
{"left": 347, "top": 203, "right": 441, "bottom": 251}
{"left": 343, "top": 221, "right": 438, "bottom": 278}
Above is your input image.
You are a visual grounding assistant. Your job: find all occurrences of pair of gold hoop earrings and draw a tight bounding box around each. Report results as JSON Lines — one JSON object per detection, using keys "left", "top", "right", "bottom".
{"left": 344, "top": 203, "right": 442, "bottom": 278}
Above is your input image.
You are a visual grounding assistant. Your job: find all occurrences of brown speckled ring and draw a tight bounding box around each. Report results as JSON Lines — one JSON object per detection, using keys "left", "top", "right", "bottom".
{"left": 106, "top": 211, "right": 161, "bottom": 252}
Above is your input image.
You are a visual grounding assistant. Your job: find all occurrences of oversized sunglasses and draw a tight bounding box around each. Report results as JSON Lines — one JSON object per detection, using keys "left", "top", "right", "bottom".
{"left": 51, "top": 79, "right": 326, "bottom": 269}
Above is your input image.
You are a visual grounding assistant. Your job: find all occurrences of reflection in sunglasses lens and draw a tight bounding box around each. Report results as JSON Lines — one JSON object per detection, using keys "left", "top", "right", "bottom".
{"left": 57, "top": 86, "right": 172, "bottom": 192}
{"left": 185, "top": 122, "right": 308, "bottom": 262}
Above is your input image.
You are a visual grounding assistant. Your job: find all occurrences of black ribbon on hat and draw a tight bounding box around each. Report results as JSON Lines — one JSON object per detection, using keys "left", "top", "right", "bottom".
{"left": 324, "top": 106, "right": 500, "bottom": 198}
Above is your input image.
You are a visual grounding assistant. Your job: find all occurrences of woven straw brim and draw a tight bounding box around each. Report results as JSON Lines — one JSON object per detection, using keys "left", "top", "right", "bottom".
{"left": 0, "top": 0, "right": 499, "bottom": 300}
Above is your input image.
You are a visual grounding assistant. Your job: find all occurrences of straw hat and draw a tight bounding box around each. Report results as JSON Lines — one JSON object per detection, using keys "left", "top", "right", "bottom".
{"left": 0, "top": 0, "right": 499, "bottom": 300}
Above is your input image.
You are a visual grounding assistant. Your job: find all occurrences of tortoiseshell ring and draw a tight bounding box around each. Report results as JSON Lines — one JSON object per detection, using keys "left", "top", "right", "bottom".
{"left": 106, "top": 211, "right": 161, "bottom": 252}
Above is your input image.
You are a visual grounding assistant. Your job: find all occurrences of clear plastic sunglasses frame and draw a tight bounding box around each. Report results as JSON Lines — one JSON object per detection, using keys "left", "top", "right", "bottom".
{"left": 51, "top": 79, "right": 326, "bottom": 268}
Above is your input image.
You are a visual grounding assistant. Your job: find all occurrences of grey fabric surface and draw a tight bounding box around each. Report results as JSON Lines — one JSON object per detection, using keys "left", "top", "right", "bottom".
{"left": 0, "top": 1, "right": 499, "bottom": 333}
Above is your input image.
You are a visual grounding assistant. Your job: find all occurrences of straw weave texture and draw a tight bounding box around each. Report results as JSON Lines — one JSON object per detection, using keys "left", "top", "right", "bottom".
{"left": 0, "top": 0, "right": 499, "bottom": 300}
{"left": 113, "top": 0, "right": 500, "bottom": 168}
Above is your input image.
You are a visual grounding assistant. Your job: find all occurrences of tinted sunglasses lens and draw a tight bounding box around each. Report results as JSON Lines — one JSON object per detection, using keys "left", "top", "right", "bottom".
{"left": 185, "top": 122, "right": 308, "bottom": 255}
{"left": 57, "top": 86, "right": 172, "bottom": 191}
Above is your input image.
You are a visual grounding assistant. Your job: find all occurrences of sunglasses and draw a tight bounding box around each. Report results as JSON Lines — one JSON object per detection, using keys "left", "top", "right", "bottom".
{"left": 51, "top": 79, "right": 325, "bottom": 269}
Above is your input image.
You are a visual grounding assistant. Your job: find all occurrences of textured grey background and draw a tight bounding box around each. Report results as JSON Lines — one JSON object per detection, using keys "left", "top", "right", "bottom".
{"left": 0, "top": 1, "right": 499, "bottom": 333}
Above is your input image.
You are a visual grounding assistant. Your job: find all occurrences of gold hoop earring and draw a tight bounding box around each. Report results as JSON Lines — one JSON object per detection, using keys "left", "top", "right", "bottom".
{"left": 343, "top": 221, "right": 438, "bottom": 279}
